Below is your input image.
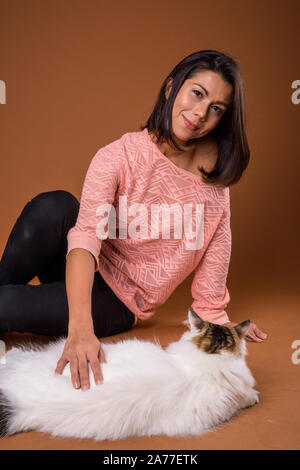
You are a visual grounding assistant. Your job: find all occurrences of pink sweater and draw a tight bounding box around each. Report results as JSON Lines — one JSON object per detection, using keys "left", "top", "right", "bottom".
{"left": 66, "top": 128, "right": 232, "bottom": 325}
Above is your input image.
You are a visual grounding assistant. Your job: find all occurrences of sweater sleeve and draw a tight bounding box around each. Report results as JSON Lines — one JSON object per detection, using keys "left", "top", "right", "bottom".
{"left": 66, "top": 146, "right": 120, "bottom": 272}
{"left": 190, "top": 191, "right": 232, "bottom": 325}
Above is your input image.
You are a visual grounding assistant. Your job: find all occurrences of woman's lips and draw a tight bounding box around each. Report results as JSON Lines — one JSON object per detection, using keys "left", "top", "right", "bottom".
{"left": 183, "top": 115, "right": 199, "bottom": 131}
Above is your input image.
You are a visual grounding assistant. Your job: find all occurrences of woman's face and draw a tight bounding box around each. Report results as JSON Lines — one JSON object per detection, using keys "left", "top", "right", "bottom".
{"left": 166, "top": 69, "right": 233, "bottom": 148}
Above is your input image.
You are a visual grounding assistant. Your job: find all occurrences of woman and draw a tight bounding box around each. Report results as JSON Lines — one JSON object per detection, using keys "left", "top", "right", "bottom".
{"left": 0, "top": 50, "right": 267, "bottom": 392}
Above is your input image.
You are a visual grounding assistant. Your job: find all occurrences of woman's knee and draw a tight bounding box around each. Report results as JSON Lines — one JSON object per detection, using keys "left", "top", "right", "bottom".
{"left": 13, "top": 191, "right": 79, "bottom": 247}
{"left": 30, "top": 190, "right": 79, "bottom": 217}
{"left": 26, "top": 190, "right": 79, "bottom": 228}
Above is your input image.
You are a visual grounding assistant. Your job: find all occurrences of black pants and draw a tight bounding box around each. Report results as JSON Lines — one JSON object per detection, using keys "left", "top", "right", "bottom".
{"left": 0, "top": 190, "right": 136, "bottom": 338}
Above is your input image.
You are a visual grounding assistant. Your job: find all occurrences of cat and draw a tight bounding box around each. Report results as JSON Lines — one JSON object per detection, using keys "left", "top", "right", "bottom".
{"left": 0, "top": 308, "right": 259, "bottom": 441}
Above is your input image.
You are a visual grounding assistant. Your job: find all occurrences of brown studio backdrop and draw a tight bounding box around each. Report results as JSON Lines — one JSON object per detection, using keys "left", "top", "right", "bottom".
{"left": 0, "top": 0, "right": 299, "bottom": 322}
{"left": 1, "top": 0, "right": 300, "bottom": 452}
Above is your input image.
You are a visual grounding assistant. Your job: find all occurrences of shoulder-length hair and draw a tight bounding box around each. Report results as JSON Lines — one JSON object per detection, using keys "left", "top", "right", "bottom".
{"left": 140, "top": 49, "right": 250, "bottom": 187}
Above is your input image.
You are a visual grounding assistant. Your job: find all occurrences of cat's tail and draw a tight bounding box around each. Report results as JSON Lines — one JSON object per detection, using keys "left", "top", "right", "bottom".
{"left": 0, "top": 390, "right": 14, "bottom": 438}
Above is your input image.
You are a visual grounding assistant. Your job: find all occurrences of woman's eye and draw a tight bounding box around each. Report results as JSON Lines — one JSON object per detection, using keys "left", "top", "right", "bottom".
{"left": 193, "top": 91, "right": 223, "bottom": 115}
{"left": 212, "top": 105, "right": 222, "bottom": 114}
{"left": 193, "top": 89, "right": 203, "bottom": 97}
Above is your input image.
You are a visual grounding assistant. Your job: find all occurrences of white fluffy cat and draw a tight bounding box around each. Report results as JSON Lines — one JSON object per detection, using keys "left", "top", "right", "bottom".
{"left": 0, "top": 309, "right": 259, "bottom": 441}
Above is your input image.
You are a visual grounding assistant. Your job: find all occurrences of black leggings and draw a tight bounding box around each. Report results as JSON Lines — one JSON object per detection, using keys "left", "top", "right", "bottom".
{"left": 0, "top": 190, "right": 136, "bottom": 338}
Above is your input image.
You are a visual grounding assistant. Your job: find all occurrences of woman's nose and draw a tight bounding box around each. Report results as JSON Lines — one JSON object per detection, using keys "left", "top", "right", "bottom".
{"left": 194, "top": 105, "right": 208, "bottom": 122}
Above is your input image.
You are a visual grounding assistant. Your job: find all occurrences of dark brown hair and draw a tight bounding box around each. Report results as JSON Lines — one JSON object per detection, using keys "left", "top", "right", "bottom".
{"left": 140, "top": 49, "right": 250, "bottom": 187}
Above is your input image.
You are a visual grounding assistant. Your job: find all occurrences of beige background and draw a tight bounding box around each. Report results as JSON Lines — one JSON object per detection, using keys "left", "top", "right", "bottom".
{"left": 0, "top": 0, "right": 299, "bottom": 450}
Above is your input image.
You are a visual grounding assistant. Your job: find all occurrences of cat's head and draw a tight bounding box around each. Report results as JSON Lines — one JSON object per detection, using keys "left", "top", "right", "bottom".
{"left": 184, "top": 308, "right": 250, "bottom": 356}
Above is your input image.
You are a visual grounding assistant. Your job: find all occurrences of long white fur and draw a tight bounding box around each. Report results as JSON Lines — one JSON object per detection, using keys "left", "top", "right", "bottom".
{"left": 0, "top": 310, "right": 259, "bottom": 440}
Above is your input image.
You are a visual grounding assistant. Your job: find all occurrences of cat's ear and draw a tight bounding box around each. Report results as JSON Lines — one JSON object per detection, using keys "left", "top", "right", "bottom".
{"left": 188, "top": 308, "right": 205, "bottom": 331}
{"left": 234, "top": 319, "right": 251, "bottom": 338}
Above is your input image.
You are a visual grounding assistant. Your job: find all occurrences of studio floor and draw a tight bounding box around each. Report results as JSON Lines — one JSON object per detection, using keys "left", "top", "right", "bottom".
{"left": 0, "top": 267, "right": 299, "bottom": 450}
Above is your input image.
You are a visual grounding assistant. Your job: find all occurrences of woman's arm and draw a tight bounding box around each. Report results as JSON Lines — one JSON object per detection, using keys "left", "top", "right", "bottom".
{"left": 190, "top": 189, "right": 232, "bottom": 325}
{"left": 66, "top": 248, "right": 96, "bottom": 333}
{"left": 54, "top": 144, "right": 123, "bottom": 389}
{"left": 55, "top": 248, "right": 106, "bottom": 390}
{"left": 190, "top": 188, "right": 268, "bottom": 342}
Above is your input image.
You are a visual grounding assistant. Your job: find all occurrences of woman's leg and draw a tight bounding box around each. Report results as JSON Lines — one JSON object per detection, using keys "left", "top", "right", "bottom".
{"left": 0, "top": 274, "right": 135, "bottom": 337}
{"left": 91, "top": 271, "right": 136, "bottom": 338}
{"left": 0, "top": 190, "right": 135, "bottom": 337}
{"left": 0, "top": 190, "right": 79, "bottom": 285}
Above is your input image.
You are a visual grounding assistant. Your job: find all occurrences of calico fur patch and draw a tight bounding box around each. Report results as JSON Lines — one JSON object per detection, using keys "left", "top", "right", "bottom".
{"left": 0, "top": 390, "right": 12, "bottom": 438}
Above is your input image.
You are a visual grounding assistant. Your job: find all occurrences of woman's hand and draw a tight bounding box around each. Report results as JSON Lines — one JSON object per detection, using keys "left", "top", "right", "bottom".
{"left": 54, "top": 331, "right": 106, "bottom": 390}
{"left": 224, "top": 321, "right": 268, "bottom": 342}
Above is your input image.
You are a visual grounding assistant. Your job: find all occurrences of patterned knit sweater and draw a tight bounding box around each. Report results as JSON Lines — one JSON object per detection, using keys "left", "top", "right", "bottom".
{"left": 66, "top": 128, "right": 232, "bottom": 325}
